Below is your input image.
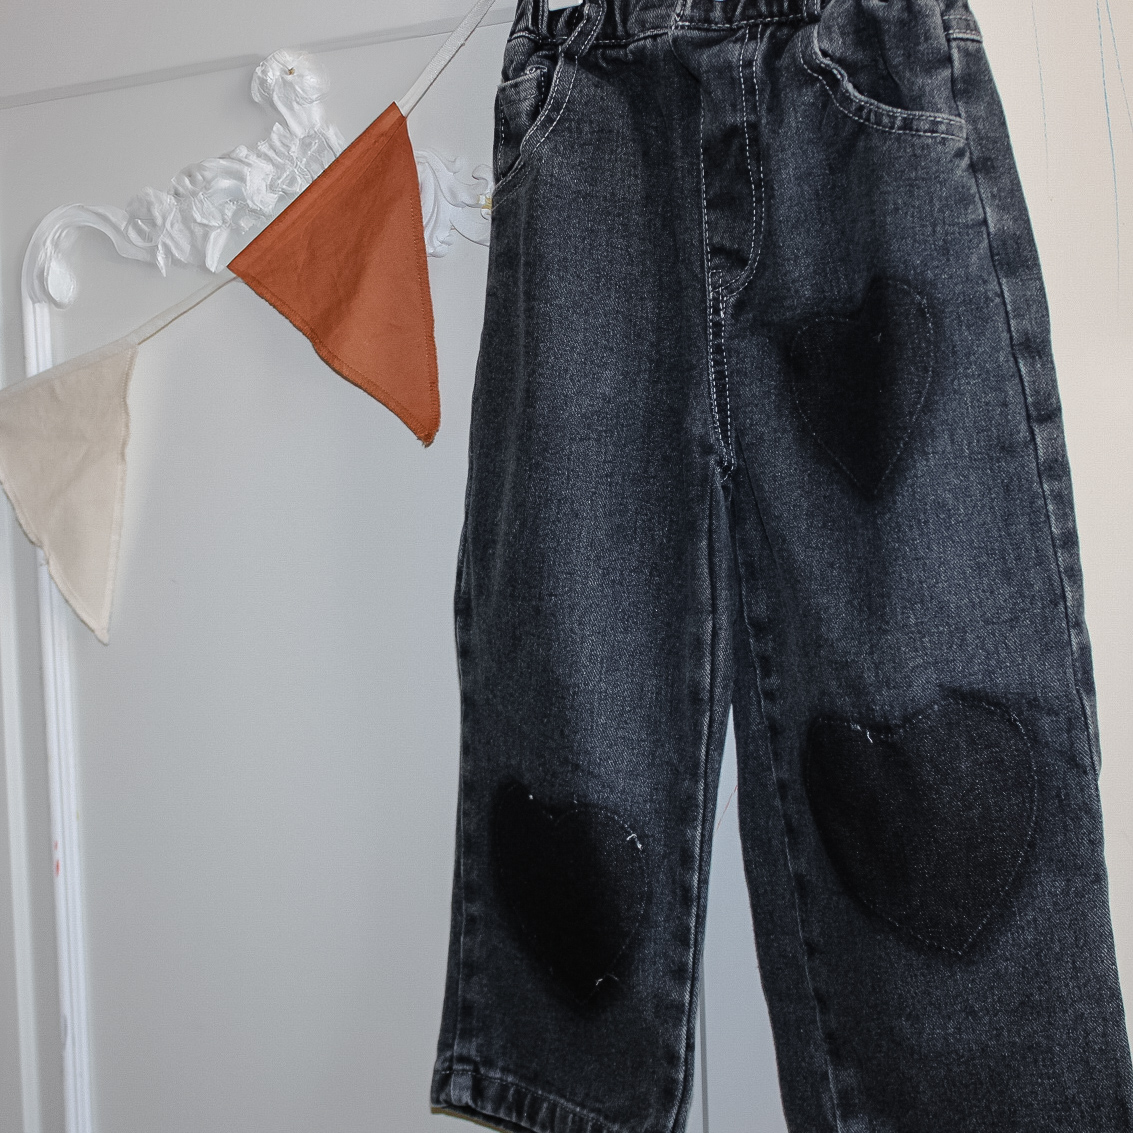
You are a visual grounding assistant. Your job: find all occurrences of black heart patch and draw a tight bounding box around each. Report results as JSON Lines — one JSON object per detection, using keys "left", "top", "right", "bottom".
{"left": 789, "top": 278, "right": 935, "bottom": 494}
{"left": 492, "top": 783, "right": 649, "bottom": 1002}
{"left": 804, "top": 699, "right": 1036, "bottom": 955}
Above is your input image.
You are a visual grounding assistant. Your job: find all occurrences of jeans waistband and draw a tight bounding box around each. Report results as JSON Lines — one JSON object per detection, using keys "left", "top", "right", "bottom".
{"left": 512, "top": 0, "right": 828, "bottom": 45}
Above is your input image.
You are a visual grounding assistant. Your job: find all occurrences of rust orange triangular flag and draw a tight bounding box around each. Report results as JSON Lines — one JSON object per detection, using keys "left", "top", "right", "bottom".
{"left": 230, "top": 103, "right": 440, "bottom": 444}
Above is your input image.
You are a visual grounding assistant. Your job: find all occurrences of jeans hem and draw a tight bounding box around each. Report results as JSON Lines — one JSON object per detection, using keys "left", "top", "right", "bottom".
{"left": 432, "top": 1065, "right": 624, "bottom": 1133}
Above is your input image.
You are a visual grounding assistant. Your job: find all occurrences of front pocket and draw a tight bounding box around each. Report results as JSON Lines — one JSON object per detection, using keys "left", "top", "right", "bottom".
{"left": 800, "top": 0, "right": 966, "bottom": 138}
{"left": 494, "top": 63, "right": 553, "bottom": 182}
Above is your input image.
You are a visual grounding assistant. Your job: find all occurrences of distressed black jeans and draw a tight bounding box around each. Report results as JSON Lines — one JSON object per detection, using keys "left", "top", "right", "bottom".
{"left": 431, "top": 0, "right": 1133, "bottom": 1128}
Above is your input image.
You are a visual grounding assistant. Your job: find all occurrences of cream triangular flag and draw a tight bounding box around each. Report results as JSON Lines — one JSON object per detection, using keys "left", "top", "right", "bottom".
{"left": 0, "top": 340, "right": 136, "bottom": 642}
{"left": 0, "top": 277, "right": 231, "bottom": 642}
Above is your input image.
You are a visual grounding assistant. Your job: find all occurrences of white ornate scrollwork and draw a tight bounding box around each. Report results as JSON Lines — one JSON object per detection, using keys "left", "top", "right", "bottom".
{"left": 23, "top": 50, "right": 345, "bottom": 309}
{"left": 23, "top": 49, "right": 494, "bottom": 313}
{"left": 22, "top": 50, "right": 339, "bottom": 310}
{"left": 417, "top": 151, "right": 492, "bottom": 256}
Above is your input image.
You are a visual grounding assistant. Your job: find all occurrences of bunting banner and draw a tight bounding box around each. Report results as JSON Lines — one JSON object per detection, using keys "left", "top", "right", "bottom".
{"left": 0, "top": 279, "right": 231, "bottom": 641}
{"left": 0, "top": 0, "right": 497, "bottom": 641}
{"left": 230, "top": 103, "right": 440, "bottom": 444}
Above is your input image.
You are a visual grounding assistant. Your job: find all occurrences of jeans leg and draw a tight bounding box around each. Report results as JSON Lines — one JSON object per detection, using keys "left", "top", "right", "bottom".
{"left": 431, "top": 16, "right": 737, "bottom": 1132}
{"left": 723, "top": 7, "right": 1133, "bottom": 1129}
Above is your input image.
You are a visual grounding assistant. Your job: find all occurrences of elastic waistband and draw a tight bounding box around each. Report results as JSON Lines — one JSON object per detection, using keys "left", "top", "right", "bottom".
{"left": 512, "top": 0, "right": 828, "bottom": 44}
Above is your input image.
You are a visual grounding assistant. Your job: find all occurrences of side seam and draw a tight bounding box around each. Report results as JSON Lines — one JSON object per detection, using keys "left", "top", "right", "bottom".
{"left": 945, "top": 35, "right": 1101, "bottom": 775}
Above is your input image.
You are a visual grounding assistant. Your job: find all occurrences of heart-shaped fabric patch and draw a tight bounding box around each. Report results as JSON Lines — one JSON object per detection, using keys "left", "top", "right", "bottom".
{"left": 804, "top": 699, "right": 1036, "bottom": 955}
{"left": 789, "top": 278, "right": 935, "bottom": 495}
{"left": 492, "top": 783, "right": 649, "bottom": 1003}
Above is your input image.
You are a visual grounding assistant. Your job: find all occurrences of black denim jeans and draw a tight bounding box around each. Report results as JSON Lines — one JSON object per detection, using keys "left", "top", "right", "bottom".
{"left": 431, "top": 0, "right": 1133, "bottom": 1128}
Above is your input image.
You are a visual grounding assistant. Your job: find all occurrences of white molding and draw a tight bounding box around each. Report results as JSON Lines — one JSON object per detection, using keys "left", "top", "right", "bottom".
{"left": 15, "top": 49, "right": 345, "bottom": 1133}
{"left": 16, "top": 286, "right": 90, "bottom": 1133}
{"left": 0, "top": 6, "right": 516, "bottom": 112}
{"left": 1, "top": 505, "right": 42, "bottom": 1133}
{"left": 24, "top": 50, "right": 346, "bottom": 307}
{"left": 24, "top": 50, "right": 492, "bottom": 316}
{"left": 13, "top": 41, "right": 494, "bottom": 1133}
{"left": 39, "top": 568, "right": 90, "bottom": 1133}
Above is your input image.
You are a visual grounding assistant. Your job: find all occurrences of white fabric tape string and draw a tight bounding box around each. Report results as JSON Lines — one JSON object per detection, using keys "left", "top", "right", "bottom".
{"left": 396, "top": 0, "right": 500, "bottom": 117}
{"left": 125, "top": 273, "right": 234, "bottom": 347}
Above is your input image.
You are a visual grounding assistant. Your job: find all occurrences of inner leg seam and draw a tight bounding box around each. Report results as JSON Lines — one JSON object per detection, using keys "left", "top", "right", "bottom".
{"left": 733, "top": 445, "right": 844, "bottom": 1127}
{"left": 666, "top": 472, "right": 726, "bottom": 1133}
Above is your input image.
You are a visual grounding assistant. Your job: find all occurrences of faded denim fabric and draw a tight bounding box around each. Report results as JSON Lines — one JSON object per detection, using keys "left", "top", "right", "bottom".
{"left": 431, "top": 0, "right": 1133, "bottom": 1129}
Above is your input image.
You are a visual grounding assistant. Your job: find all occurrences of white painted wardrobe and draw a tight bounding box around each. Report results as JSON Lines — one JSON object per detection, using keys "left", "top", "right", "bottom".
{"left": 0, "top": 2, "right": 1129, "bottom": 1132}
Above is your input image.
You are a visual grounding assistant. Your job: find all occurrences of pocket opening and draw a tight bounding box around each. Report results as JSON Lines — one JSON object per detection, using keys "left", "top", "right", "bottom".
{"left": 494, "top": 45, "right": 558, "bottom": 182}
{"left": 800, "top": 21, "right": 967, "bottom": 138}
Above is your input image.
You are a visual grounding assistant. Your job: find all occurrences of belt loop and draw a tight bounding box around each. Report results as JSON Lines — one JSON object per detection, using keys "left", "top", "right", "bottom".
{"left": 561, "top": 0, "right": 606, "bottom": 59}
{"left": 532, "top": 0, "right": 550, "bottom": 38}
